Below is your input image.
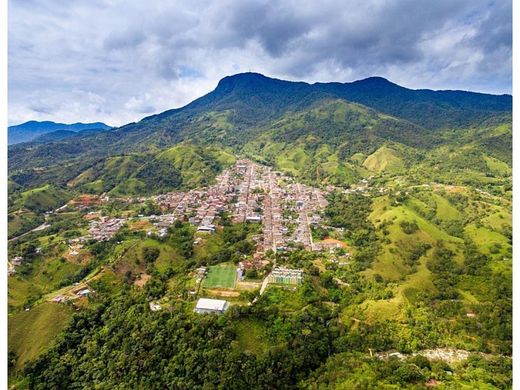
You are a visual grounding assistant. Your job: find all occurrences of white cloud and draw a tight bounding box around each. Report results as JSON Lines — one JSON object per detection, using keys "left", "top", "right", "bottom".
{"left": 8, "top": 0, "right": 511, "bottom": 126}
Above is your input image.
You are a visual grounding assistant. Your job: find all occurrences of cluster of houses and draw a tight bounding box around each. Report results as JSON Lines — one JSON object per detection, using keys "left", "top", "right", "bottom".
{"left": 250, "top": 165, "right": 329, "bottom": 254}
{"left": 88, "top": 217, "right": 126, "bottom": 241}
{"left": 138, "top": 160, "right": 344, "bottom": 267}
{"left": 154, "top": 167, "right": 236, "bottom": 234}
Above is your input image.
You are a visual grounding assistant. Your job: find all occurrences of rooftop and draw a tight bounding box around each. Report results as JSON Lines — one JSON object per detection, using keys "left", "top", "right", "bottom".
{"left": 195, "top": 298, "right": 229, "bottom": 311}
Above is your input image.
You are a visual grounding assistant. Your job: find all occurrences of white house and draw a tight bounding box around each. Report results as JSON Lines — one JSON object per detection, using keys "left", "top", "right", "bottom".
{"left": 76, "top": 288, "right": 91, "bottom": 297}
{"left": 197, "top": 225, "right": 215, "bottom": 233}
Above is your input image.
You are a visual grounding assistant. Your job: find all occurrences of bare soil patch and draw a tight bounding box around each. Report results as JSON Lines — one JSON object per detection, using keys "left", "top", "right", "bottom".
{"left": 134, "top": 273, "right": 151, "bottom": 287}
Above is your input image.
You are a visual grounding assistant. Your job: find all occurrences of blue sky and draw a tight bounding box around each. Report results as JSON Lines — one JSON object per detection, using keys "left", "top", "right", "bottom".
{"left": 8, "top": 0, "right": 512, "bottom": 126}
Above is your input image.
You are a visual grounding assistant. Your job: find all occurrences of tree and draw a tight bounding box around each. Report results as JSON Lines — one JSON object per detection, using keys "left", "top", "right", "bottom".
{"left": 142, "top": 247, "right": 160, "bottom": 264}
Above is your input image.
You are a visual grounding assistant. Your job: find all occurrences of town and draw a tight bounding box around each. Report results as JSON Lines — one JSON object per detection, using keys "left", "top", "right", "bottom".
{"left": 9, "top": 159, "right": 358, "bottom": 311}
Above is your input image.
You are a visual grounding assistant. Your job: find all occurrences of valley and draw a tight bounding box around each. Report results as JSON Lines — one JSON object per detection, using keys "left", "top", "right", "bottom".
{"left": 7, "top": 73, "right": 512, "bottom": 389}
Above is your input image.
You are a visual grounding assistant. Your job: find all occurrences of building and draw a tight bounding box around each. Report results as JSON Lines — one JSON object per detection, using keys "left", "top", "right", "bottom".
{"left": 76, "top": 288, "right": 91, "bottom": 297}
{"left": 246, "top": 215, "right": 262, "bottom": 223}
{"left": 197, "top": 225, "right": 215, "bottom": 233}
{"left": 194, "top": 298, "right": 229, "bottom": 314}
{"left": 267, "top": 267, "right": 303, "bottom": 285}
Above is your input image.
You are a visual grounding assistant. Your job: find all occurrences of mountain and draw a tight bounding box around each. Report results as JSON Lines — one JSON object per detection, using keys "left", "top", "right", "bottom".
{"left": 8, "top": 120, "right": 111, "bottom": 145}
{"left": 8, "top": 73, "right": 511, "bottom": 191}
{"left": 31, "top": 127, "right": 110, "bottom": 144}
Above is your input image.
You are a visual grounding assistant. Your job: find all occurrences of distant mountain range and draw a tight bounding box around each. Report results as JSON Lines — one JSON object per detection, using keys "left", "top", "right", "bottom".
{"left": 8, "top": 120, "right": 111, "bottom": 145}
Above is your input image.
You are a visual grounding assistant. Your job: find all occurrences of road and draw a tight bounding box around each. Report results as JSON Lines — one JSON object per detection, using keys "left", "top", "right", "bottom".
{"left": 8, "top": 223, "right": 50, "bottom": 242}
{"left": 295, "top": 183, "right": 314, "bottom": 251}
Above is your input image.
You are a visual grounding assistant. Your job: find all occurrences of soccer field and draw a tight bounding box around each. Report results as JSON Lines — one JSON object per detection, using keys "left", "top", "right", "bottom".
{"left": 203, "top": 264, "right": 237, "bottom": 289}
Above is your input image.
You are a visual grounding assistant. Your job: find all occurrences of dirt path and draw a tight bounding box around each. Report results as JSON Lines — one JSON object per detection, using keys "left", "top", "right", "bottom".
{"left": 207, "top": 289, "right": 240, "bottom": 297}
{"left": 259, "top": 274, "right": 270, "bottom": 295}
{"left": 376, "top": 348, "right": 498, "bottom": 364}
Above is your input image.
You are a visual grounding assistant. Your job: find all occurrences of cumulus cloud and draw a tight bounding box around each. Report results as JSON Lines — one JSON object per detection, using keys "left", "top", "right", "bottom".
{"left": 8, "top": 0, "right": 511, "bottom": 126}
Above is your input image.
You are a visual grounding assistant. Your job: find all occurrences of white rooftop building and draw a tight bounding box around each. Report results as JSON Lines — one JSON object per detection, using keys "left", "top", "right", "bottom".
{"left": 197, "top": 225, "right": 215, "bottom": 233}
{"left": 194, "top": 298, "right": 229, "bottom": 314}
{"left": 76, "top": 288, "right": 91, "bottom": 297}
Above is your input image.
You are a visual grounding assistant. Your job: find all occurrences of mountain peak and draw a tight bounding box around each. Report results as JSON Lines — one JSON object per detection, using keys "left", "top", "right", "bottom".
{"left": 214, "top": 72, "right": 301, "bottom": 93}
{"left": 350, "top": 76, "right": 402, "bottom": 91}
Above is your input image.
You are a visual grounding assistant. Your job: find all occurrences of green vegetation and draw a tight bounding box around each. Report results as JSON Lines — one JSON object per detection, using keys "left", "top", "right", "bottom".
{"left": 10, "top": 184, "right": 70, "bottom": 213}
{"left": 304, "top": 352, "right": 512, "bottom": 389}
{"left": 363, "top": 145, "right": 405, "bottom": 173}
{"left": 9, "top": 302, "right": 73, "bottom": 373}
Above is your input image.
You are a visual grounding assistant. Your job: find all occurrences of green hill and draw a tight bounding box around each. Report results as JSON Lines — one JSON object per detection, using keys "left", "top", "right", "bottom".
{"left": 10, "top": 184, "right": 71, "bottom": 213}
{"left": 65, "top": 144, "right": 236, "bottom": 196}
{"left": 8, "top": 73, "right": 510, "bottom": 178}
{"left": 363, "top": 145, "right": 405, "bottom": 173}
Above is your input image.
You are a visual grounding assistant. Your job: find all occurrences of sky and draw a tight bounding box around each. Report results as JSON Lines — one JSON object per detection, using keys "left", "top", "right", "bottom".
{"left": 8, "top": 0, "right": 512, "bottom": 127}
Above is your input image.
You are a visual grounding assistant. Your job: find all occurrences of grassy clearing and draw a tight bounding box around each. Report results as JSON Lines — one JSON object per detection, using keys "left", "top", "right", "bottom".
{"left": 112, "top": 238, "right": 181, "bottom": 276}
{"left": 235, "top": 319, "right": 270, "bottom": 356}
{"left": 109, "top": 178, "right": 146, "bottom": 196}
{"left": 8, "top": 210, "right": 41, "bottom": 237}
{"left": 276, "top": 145, "right": 311, "bottom": 176}
{"left": 193, "top": 233, "right": 224, "bottom": 262}
{"left": 204, "top": 263, "right": 237, "bottom": 289}
{"left": 368, "top": 195, "right": 463, "bottom": 281}
{"left": 261, "top": 285, "right": 306, "bottom": 312}
{"left": 361, "top": 298, "right": 403, "bottom": 323}
{"left": 9, "top": 302, "right": 72, "bottom": 372}
{"left": 12, "top": 184, "right": 70, "bottom": 213}
{"left": 482, "top": 207, "right": 511, "bottom": 232}
{"left": 431, "top": 193, "right": 459, "bottom": 220}
{"left": 484, "top": 155, "right": 511, "bottom": 176}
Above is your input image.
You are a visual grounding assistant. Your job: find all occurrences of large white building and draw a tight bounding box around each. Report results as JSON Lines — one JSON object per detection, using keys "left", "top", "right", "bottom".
{"left": 194, "top": 298, "right": 229, "bottom": 314}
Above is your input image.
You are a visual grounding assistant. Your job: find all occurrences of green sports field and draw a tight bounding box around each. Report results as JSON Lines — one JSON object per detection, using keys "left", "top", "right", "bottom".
{"left": 203, "top": 264, "right": 236, "bottom": 289}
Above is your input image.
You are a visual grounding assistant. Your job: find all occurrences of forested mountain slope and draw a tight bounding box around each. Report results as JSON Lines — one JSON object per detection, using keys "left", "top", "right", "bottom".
{"left": 8, "top": 73, "right": 511, "bottom": 174}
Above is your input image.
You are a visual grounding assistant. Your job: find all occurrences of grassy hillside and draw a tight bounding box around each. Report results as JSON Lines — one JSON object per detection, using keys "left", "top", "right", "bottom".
{"left": 63, "top": 144, "right": 236, "bottom": 196}
{"left": 363, "top": 145, "right": 405, "bottom": 173}
{"left": 10, "top": 184, "right": 71, "bottom": 213}
{"left": 157, "top": 143, "right": 236, "bottom": 188}
{"left": 8, "top": 73, "right": 510, "bottom": 177}
{"left": 9, "top": 302, "right": 73, "bottom": 372}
